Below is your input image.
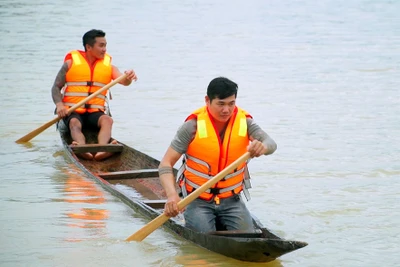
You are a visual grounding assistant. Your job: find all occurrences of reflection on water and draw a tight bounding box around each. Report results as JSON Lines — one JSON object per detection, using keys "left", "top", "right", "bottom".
{"left": 174, "top": 252, "right": 283, "bottom": 267}
{"left": 144, "top": 236, "right": 284, "bottom": 267}
{"left": 56, "top": 167, "right": 109, "bottom": 241}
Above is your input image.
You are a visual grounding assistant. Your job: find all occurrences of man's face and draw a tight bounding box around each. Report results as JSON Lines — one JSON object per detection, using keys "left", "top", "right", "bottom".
{"left": 87, "top": 37, "right": 107, "bottom": 59}
{"left": 206, "top": 95, "right": 236, "bottom": 123}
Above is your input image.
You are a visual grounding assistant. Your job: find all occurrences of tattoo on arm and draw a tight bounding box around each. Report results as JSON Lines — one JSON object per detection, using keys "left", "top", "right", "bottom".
{"left": 158, "top": 166, "right": 173, "bottom": 176}
{"left": 51, "top": 63, "right": 68, "bottom": 104}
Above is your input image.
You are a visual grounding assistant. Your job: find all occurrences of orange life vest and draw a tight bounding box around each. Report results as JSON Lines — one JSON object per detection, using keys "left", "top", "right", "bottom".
{"left": 62, "top": 50, "right": 112, "bottom": 114}
{"left": 178, "top": 106, "right": 252, "bottom": 202}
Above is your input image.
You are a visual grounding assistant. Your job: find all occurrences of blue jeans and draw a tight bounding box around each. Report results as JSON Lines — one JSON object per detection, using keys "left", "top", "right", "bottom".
{"left": 184, "top": 195, "right": 254, "bottom": 233}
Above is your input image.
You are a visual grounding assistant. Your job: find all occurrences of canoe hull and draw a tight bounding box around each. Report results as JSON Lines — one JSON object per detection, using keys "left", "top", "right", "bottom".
{"left": 59, "top": 128, "right": 307, "bottom": 262}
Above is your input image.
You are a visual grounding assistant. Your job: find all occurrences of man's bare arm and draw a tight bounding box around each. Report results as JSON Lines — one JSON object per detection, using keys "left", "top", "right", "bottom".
{"left": 159, "top": 146, "right": 184, "bottom": 217}
{"left": 159, "top": 146, "right": 183, "bottom": 198}
{"left": 111, "top": 66, "right": 137, "bottom": 86}
{"left": 51, "top": 62, "right": 68, "bottom": 104}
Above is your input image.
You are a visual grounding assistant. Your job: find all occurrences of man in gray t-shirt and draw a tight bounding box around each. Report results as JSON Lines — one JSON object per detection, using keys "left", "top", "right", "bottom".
{"left": 158, "top": 77, "right": 277, "bottom": 233}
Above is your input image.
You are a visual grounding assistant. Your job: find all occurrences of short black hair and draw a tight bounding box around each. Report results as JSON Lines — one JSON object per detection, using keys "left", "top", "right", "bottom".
{"left": 82, "top": 29, "right": 106, "bottom": 51}
{"left": 207, "top": 77, "right": 238, "bottom": 102}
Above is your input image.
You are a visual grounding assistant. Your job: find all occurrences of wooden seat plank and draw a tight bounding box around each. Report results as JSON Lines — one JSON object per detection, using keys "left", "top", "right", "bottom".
{"left": 142, "top": 199, "right": 167, "bottom": 209}
{"left": 208, "top": 229, "right": 263, "bottom": 238}
{"left": 98, "top": 169, "right": 159, "bottom": 180}
{"left": 70, "top": 144, "right": 124, "bottom": 153}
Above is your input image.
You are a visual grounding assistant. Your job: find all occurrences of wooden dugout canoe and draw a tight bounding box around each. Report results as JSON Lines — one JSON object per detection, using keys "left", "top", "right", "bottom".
{"left": 59, "top": 128, "right": 308, "bottom": 262}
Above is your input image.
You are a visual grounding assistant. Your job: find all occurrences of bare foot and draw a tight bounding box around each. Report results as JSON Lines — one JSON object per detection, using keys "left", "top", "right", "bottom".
{"left": 71, "top": 141, "right": 93, "bottom": 160}
{"left": 94, "top": 139, "right": 118, "bottom": 161}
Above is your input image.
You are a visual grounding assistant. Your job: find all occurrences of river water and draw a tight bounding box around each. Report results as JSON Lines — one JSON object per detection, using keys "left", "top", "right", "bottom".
{"left": 1, "top": 0, "right": 399, "bottom": 266}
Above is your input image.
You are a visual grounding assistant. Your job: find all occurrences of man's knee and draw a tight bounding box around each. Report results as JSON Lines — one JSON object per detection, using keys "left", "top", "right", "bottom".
{"left": 185, "top": 216, "right": 215, "bottom": 233}
{"left": 219, "top": 197, "right": 254, "bottom": 231}
{"left": 98, "top": 115, "right": 113, "bottom": 128}
{"left": 184, "top": 201, "right": 216, "bottom": 233}
{"left": 69, "top": 118, "right": 82, "bottom": 131}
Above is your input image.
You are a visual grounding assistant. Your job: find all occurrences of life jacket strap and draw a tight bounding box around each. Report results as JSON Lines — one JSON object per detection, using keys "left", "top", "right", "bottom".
{"left": 176, "top": 162, "right": 186, "bottom": 182}
{"left": 184, "top": 154, "right": 245, "bottom": 179}
{"left": 66, "top": 81, "right": 107, "bottom": 87}
{"left": 64, "top": 92, "right": 106, "bottom": 100}
{"left": 186, "top": 154, "right": 211, "bottom": 171}
{"left": 185, "top": 179, "right": 243, "bottom": 194}
{"left": 242, "top": 162, "right": 252, "bottom": 201}
{"left": 185, "top": 164, "right": 244, "bottom": 180}
{"left": 178, "top": 155, "right": 253, "bottom": 201}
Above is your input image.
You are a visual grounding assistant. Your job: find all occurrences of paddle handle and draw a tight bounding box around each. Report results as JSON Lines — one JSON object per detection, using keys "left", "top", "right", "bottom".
{"left": 125, "top": 152, "right": 251, "bottom": 242}
{"left": 15, "top": 74, "right": 127, "bottom": 143}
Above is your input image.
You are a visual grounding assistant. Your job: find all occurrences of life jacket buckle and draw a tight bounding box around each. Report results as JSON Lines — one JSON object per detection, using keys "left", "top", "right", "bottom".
{"left": 86, "top": 81, "right": 93, "bottom": 86}
{"left": 214, "top": 196, "right": 220, "bottom": 205}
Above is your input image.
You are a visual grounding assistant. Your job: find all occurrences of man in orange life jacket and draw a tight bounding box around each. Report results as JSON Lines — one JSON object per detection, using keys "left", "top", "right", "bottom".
{"left": 51, "top": 29, "right": 137, "bottom": 161}
{"left": 158, "top": 77, "right": 277, "bottom": 233}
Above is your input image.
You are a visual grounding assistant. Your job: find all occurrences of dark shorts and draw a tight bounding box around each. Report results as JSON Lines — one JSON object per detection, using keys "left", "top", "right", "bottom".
{"left": 64, "top": 111, "right": 106, "bottom": 130}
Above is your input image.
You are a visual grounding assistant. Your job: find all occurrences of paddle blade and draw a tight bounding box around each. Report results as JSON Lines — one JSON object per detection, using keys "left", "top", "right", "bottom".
{"left": 15, "top": 117, "right": 61, "bottom": 144}
{"left": 126, "top": 213, "right": 170, "bottom": 242}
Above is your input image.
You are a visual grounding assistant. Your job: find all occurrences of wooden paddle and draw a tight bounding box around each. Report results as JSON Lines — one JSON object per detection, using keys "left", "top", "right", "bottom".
{"left": 125, "top": 151, "right": 251, "bottom": 242}
{"left": 15, "top": 74, "right": 127, "bottom": 144}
